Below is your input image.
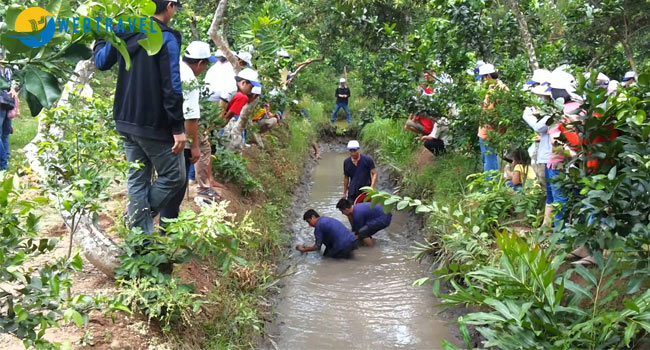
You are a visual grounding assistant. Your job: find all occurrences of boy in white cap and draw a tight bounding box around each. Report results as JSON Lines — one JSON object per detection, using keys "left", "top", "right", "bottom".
{"left": 622, "top": 71, "right": 637, "bottom": 87}
{"left": 236, "top": 50, "right": 253, "bottom": 68}
{"left": 475, "top": 63, "right": 509, "bottom": 174}
{"left": 331, "top": 78, "right": 352, "bottom": 123}
{"left": 220, "top": 68, "right": 261, "bottom": 123}
{"left": 160, "top": 41, "right": 215, "bottom": 221}
{"left": 343, "top": 140, "right": 377, "bottom": 203}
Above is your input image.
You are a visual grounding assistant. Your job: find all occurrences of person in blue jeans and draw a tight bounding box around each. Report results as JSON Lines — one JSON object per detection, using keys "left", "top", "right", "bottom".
{"left": 94, "top": 0, "right": 187, "bottom": 235}
{"left": 0, "top": 108, "right": 12, "bottom": 171}
{"left": 296, "top": 209, "right": 358, "bottom": 259}
{"left": 336, "top": 199, "right": 392, "bottom": 247}
{"left": 330, "top": 78, "right": 351, "bottom": 123}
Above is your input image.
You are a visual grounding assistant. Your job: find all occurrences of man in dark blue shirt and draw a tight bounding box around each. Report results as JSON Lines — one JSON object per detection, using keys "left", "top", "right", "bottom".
{"left": 343, "top": 140, "right": 378, "bottom": 203}
{"left": 296, "top": 209, "right": 358, "bottom": 259}
{"left": 336, "top": 199, "right": 392, "bottom": 247}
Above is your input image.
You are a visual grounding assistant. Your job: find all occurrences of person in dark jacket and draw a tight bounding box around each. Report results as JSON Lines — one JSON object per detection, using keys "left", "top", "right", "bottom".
{"left": 336, "top": 199, "right": 392, "bottom": 247}
{"left": 93, "top": 0, "right": 186, "bottom": 235}
{"left": 330, "top": 78, "right": 351, "bottom": 123}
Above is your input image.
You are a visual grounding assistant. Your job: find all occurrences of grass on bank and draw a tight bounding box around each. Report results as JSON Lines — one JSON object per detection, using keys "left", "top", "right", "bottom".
{"left": 359, "top": 118, "right": 477, "bottom": 204}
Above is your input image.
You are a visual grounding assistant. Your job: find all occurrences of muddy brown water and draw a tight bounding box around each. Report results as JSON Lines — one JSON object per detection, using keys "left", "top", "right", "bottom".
{"left": 271, "top": 152, "right": 459, "bottom": 350}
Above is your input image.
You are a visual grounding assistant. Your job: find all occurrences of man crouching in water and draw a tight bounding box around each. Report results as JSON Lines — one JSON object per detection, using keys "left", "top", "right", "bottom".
{"left": 336, "top": 198, "right": 392, "bottom": 247}
{"left": 296, "top": 209, "right": 358, "bottom": 259}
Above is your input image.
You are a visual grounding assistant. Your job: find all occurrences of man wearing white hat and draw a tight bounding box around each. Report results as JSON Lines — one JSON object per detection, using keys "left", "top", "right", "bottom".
{"left": 622, "top": 71, "right": 637, "bottom": 87}
{"left": 331, "top": 78, "right": 352, "bottom": 123}
{"left": 205, "top": 49, "right": 237, "bottom": 104}
{"left": 343, "top": 140, "right": 377, "bottom": 204}
{"left": 161, "top": 41, "right": 215, "bottom": 221}
{"left": 476, "top": 63, "right": 509, "bottom": 174}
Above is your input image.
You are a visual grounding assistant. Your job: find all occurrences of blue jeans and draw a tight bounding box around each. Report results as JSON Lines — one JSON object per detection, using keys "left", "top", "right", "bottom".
{"left": 479, "top": 137, "right": 499, "bottom": 173}
{"left": 160, "top": 149, "right": 192, "bottom": 224}
{"left": 545, "top": 167, "right": 568, "bottom": 227}
{"left": 0, "top": 109, "right": 11, "bottom": 170}
{"left": 188, "top": 164, "right": 196, "bottom": 181}
{"left": 330, "top": 102, "right": 351, "bottom": 123}
{"left": 120, "top": 133, "right": 186, "bottom": 235}
{"left": 505, "top": 180, "right": 522, "bottom": 191}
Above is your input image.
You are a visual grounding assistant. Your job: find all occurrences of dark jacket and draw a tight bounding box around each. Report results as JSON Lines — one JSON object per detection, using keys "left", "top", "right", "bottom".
{"left": 335, "top": 86, "right": 350, "bottom": 104}
{"left": 93, "top": 17, "right": 184, "bottom": 142}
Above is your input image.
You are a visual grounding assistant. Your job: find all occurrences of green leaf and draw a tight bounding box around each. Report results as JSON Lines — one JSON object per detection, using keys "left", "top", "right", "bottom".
{"left": 627, "top": 277, "right": 643, "bottom": 294}
{"left": 5, "top": 4, "right": 24, "bottom": 31}
{"left": 23, "top": 65, "right": 62, "bottom": 111}
{"left": 624, "top": 322, "right": 637, "bottom": 347}
{"left": 63, "top": 309, "right": 84, "bottom": 327}
{"left": 141, "top": 1, "right": 156, "bottom": 16}
{"left": 0, "top": 78, "right": 8, "bottom": 90}
{"left": 49, "top": 275, "right": 60, "bottom": 296}
{"left": 638, "top": 73, "right": 650, "bottom": 87}
{"left": 137, "top": 22, "right": 163, "bottom": 56}
{"left": 396, "top": 200, "right": 409, "bottom": 210}
{"left": 624, "top": 299, "right": 640, "bottom": 313}
{"left": 58, "top": 43, "right": 92, "bottom": 63}
{"left": 412, "top": 277, "right": 430, "bottom": 287}
{"left": 572, "top": 265, "right": 597, "bottom": 286}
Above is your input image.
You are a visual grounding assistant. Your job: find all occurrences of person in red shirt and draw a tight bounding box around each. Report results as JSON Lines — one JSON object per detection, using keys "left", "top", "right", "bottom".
{"left": 220, "top": 68, "right": 260, "bottom": 122}
{"left": 404, "top": 113, "right": 434, "bottom": 136}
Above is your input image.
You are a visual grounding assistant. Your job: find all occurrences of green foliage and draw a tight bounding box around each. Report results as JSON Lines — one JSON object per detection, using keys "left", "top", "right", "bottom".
{"left": 0, "top": 175, "right": 91, "bottom": 349}
{"left": 553, "top": 73, "right": 650, "bottom": 269}
{"left": 113, "top": 202, "right": 252, "bottom": 332}
{"left": 440, "top": 232, "right": 650, "bottom": 350}
{"left": 1, "top": 0, "right": 162, "bottom": 115}
{"left": 212, "top": 148, "right": 262, "bottom": 196}
{"left": 37, "top": 93, "right": 130, "bottom": 258}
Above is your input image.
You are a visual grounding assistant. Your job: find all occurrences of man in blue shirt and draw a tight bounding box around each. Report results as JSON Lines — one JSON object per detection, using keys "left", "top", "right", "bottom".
{"left": 336, "top": 199, "right": 392, "bottom": 247}
{"left": 343, "top": 140, "right": 377, "bottom": 203}
{"left": 296, "top": 209, "right": 358, "bottom": 259}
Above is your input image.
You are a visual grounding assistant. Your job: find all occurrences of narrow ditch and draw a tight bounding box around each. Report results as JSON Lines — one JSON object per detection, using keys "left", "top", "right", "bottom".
{"left": 265, "top": 142, "right": 463, "bottom": 349}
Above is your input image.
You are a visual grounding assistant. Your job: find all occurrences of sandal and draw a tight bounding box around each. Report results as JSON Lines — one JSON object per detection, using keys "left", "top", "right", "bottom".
{"left": 197, "top": 188, "right": 223, "bottom": 202}
{"left": 571, "top": 256, "right": 596, "bottom": 266}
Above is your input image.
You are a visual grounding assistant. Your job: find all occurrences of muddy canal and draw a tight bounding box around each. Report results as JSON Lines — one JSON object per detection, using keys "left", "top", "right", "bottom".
{"left": 270, "top": 152, "right": 458, "bottom": 349}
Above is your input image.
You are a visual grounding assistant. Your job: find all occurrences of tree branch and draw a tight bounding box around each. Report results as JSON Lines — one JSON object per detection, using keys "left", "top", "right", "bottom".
{"left": 207, "top": 0, "right": 240, "bottom": 72}
{"left": 286, "top": 57, "right": 325, "bottom": 88}
{"left": 505, "top": 0, "right": 538, "bottom": 70}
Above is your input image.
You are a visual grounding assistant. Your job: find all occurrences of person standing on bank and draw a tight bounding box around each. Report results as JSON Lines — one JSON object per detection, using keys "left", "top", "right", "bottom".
{"left": 330, "top": 78, "right": 351, "bottom": 123}
{"left": 160, "top": 41, "right": 215, "bottom": 222}
{"left": 296, "top": 209, "right": 358, "bottom": 259}
{"left": 343, "top": 140, "right": 377, "bottom": 204}
{"left": 336, "top": 199, "right": 392, "bottom": 247}
{"left": 94, "top": 0, "right": 186, "bottom": 235}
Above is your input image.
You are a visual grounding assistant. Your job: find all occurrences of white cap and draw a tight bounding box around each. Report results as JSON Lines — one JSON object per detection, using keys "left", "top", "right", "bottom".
{"left": 276, "top": 49, "right": 290, "bottom": 58}
{"left": 531, "top": 84, "right": 551, "bottom": 96}
{"left": 184, "top": 41, "right": 217, "bottom": 62}
{"left": 340, "top": 78, "right": 346, "bottom": 83}
{"left": 347, "top": 140, "right": 360, "bottom": 150}
{"left": 623, "top": 71, "right": 637, "bottom": 82}
{"left": 251, "top": 86, "right": 262, "bottom": 95}
{"left": 584, "top": 72, "right": 610, "bottom": 85}
{"left": 215, "top": 49, "right": 225, "bottom": 58}
{"left": 607, "top": 80, "right": 620, "bottom": 94}
{"left": 467, "top": 60, "right": 485, "bottom": 75}
{"left": 548, "top": 69, "right": 576, "bottom": 92}
{"left": 236, "top": 68, "right": 261, "bottom": 87}
{"left": 475, "top": 63, "right": 495, "bottom": 79}
{"left": 526, "top": 69, "right": 552, "bottom": 85}
{"left": 236, "top": 51, "right": 252, "bottom": 67}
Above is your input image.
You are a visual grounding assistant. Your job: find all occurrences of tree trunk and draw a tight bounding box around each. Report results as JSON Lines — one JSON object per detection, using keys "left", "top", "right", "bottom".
{"left": 24, "top": 60, "right": 122, "bottom": 278}
{"left": 189, "top": 17, "right": 201, "bottom": 41}
{"left": 505, "top": 0, "right": 539, "bottom": 71}
{"left": 208, "top": 0, "right": 240, "bottom": 73}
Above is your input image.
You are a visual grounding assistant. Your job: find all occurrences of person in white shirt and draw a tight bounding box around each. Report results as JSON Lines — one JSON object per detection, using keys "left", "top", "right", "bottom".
{"left": 160, "top": 41, "right": 215, "bottom": 221}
